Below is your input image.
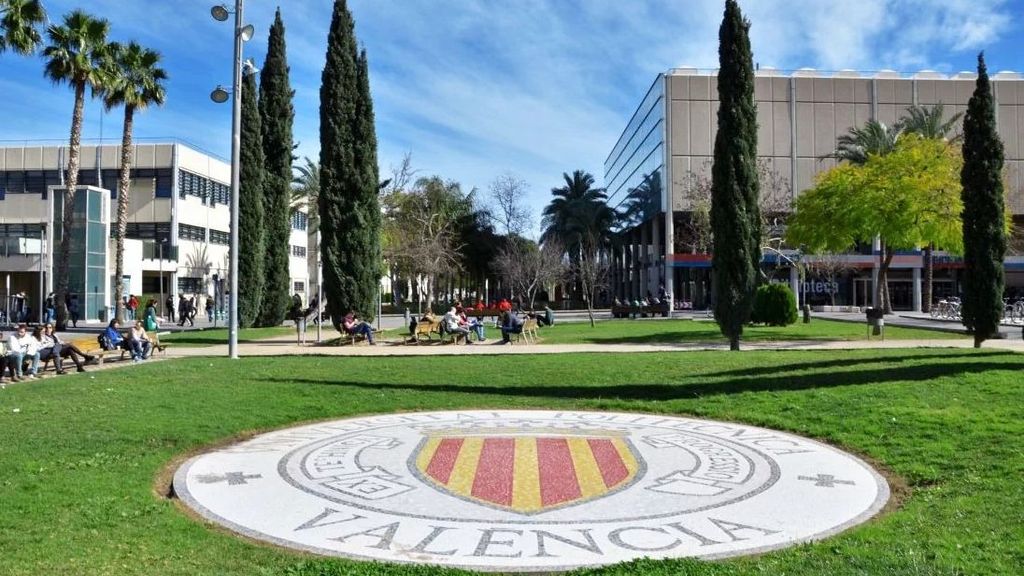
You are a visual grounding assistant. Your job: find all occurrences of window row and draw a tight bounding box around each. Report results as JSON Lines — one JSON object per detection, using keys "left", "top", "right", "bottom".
{"left": 291, "top": 245, "right": 307, "bottom": 258}
{"left": 291, "top": 211, "right": 308, "bottom": 231}
{"left": 178, "top": 169, "right": 229, "bottom": 206}
{"left": 179, "top": 223, "right": 206, "bottom": 242}
{"left": 209, "top": 229, "right": 230, "bottom": 245}
{"left": 0, "top": 168, "right": 172, "bottom": 198}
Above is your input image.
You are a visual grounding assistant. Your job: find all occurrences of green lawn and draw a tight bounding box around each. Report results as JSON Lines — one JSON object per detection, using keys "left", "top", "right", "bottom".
{"left": 518, "top": 318, "right": 963, "bottom": 345}
{"left": 1, "top": 349, "right": 1021, "bottom": 575}
{"left": 159, "top": 326, "right": 295, "bottom": 347}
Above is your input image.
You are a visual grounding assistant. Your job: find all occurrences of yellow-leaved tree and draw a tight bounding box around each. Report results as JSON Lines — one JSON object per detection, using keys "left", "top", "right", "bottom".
{"left": 787, "top": 135, "right": 964, "bottom": 313}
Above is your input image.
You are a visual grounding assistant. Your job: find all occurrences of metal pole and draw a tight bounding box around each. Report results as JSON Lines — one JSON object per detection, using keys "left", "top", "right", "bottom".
{"left": 316, "top": 258, "right": 322, "bottom": 343}
{"left": 159, "top": 241, "right": 164, "bottom": 322}
{"left": 228, "top": 0, "right": 244, "bottom": 359}
{"left": 38, "top": 226, "right": 44, "bottom": 323}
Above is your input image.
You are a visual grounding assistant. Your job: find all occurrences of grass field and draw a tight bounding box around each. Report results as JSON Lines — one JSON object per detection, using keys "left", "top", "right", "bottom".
{"left": 1, "top": 348, "right": 1021, "bottom": 575}
{"left": 524, "top": 317, "right": 963, "bottom": 345}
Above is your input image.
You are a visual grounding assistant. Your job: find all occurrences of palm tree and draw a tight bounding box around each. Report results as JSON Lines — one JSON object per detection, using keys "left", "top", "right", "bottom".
{"left": 0, "top": 0, "right": 45, "bottom": 55}
{"left": 292, "top": 156, "right": 320, "bottom": 297}
{"left": 291, "top": 156, "right": 320, "bottom": 234}
{"left": 541, "top": 170, "right": 614, "bottom": 249}
{"left": 103, "top": 41, "right": 167, "bottom": 322}
{"left": 899, "top": 104, "right": 964, "bottom": 313}
{"left": 826, "top": 119, "right": 903, "bottom": 166}
{"left": 541, "top": 170, "right": 615, "bottom": 303}
{"left": 42, "top": 9, "right": 110, "bottom": 328}
{"left": 899, "top": 103, "right": 963, "bottom": 141}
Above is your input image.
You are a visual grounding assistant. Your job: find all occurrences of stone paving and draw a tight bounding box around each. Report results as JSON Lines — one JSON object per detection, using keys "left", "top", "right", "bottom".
{"left": 174, "top": 410, "right": 889, "bottom": 572}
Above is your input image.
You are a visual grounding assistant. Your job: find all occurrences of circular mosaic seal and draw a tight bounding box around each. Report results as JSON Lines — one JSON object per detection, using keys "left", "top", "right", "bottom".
{"left": 173, "top": 410, "right": 889, "bottom": 572}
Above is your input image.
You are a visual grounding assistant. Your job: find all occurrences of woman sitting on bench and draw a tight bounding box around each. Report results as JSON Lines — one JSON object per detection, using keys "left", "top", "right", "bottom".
{"left": 342, "top": 310, "right": 376, "bottom": 345}
{"left": 44, "top": 324, "right": 94, "bottom": 371}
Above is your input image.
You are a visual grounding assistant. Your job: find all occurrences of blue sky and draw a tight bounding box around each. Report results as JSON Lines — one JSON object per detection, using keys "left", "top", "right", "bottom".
{"left": 1, "top": 0, "right": 1022, "bottom": 235}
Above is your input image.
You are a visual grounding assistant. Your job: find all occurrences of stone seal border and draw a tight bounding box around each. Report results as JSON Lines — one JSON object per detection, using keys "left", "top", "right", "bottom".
{"left": 173, "top": 410, "right": 890, "bottom": 572}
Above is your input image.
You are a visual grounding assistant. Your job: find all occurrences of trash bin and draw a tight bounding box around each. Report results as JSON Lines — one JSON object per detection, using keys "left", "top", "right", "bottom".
{"left": 98, "top": 307, "right": 108, "bottom": 323}
{"left": 866, "top": 307, "right": 884, "bottom": 337}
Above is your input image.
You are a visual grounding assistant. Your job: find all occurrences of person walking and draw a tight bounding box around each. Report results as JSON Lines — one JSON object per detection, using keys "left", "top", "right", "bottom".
{"left": 165, "top": 294, "right": 175, "bottom": 324}
{"left": 188, "top": 297, "right": 197, "bottom": 326}
{"left": 177, "top": 295, "right": 190, "bottom": 327}
{"left": 205, "top": 297, "right": 214, "bottom": 323}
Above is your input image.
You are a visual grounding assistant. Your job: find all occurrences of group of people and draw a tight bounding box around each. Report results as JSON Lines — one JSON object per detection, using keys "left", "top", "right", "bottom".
{"left": 99, "top": 317, "right": 164, "bottom": 363}
{"left": 41, "top": 293, "right": 82, "bottom": 327}
{"left": 1, "top": 323, "right": 98, "bottom": 383}
{"left": 416, "top": 300, "right": 555, "bottom": 345}
{"left": 165, "top": 294, "right": 214, "bottom": 327}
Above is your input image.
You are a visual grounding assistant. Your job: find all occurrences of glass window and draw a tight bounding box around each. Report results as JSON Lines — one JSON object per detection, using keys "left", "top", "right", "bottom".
{"left": 178, "top": 223, "right": 206, "bottom": 242}
{"left": 291, "top": 211, "right": 308, "bottom": 231}
{"left": 291, "top": 245, "right": 307, "bottom": 258}
{"left": 209, "top": 229, "right": 230, "bottom": 245}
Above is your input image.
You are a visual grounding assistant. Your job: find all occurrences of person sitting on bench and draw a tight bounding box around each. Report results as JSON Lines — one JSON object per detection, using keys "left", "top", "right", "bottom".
{"left": 44, "top": 324, "right": 93, "bottom": 372}
{"left": 342, "top": 310, "right": 376, "bottom": 345}
{"left": 498, "top": 310, "right": 523, "bottom": 344}
{"left": 34, "top": 325, "right": 67, "bottom": 375}
{"left": 443, "top": 306, "right": 473, "bottom": 344}
{"left": 99, "top": 319, "right": 130, "bottom": 355}
{"left": 129, "top": 321, "right": 153, "bottom": 361}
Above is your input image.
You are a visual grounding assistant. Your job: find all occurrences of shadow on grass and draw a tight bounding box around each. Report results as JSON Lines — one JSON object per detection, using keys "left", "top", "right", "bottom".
{"left": 261, "top": 356, "right": 1024, "bottom": 401}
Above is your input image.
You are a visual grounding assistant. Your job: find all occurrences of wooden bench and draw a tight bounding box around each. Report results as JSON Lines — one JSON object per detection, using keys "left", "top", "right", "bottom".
{"left": 512, "top": 317, "right": 540, "bottom": 345}
{"left": 345, "top": 327, "right": 382, "bottom": 346}
{"left": 410, "top": 318, "right": 442, "bottom": 344}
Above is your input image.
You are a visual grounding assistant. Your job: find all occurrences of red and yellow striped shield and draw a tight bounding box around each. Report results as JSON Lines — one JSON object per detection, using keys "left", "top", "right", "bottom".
{"left": 414, "top": 432, "right": 640, "bottom": 514}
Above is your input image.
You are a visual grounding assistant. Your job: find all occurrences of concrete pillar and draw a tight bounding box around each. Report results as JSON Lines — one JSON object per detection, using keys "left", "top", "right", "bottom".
{"left": 912, "top": 266, "right": 922, "bottom": 312}
{"left": 632, "top": 229, "right": 641, "bottom": 301}
{"left": 790, "top": 266, "right": 801, "bottom": 310}
{"left": 651, "top": 216, "right": 661, "bottom": 297}
{"left": 640, "top": 221, "right": 649, "bottom": 299}
{"left": 664, "top": 209, "right": 675, "bottom": 308}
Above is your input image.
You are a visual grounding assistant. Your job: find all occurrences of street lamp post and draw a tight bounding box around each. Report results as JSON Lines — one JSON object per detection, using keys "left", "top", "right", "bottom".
{"left": 210, "top": 2, "right": 254, "bottom": 359}
{"left": 158, "top": 238, "right": 166, "bottom": 321}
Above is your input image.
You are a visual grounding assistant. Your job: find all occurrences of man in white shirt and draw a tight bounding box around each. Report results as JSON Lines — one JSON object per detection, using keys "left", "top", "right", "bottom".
{"left": 6, "top": 324, "right": 38, "bottom": 380}
{"left": 443, "top": 307, "right": 472, "bottom": 345}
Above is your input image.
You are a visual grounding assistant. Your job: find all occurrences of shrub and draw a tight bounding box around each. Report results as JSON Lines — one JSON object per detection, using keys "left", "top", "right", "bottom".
{"left": 751, "top": 283, "right": 797, "bottom": 326}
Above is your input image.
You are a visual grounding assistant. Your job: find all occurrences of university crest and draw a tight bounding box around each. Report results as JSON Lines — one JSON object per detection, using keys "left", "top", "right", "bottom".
{"left": 412, "top": 428, "right": 641, "bottom": 514}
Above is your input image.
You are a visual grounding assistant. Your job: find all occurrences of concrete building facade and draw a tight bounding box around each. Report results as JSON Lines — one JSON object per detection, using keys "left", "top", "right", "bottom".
{"left": 606, "top": 68, "right": 1024, "bottom": 311}
{"left": 0, "top": 141, "right": 310, "bottom": 323}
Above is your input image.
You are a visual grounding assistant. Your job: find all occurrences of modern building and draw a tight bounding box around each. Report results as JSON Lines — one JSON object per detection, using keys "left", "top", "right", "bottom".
{"left": 0, "top": 140, "right": 310, "bottom": 323}
{"left": 606, "top": 68, "right": 1024, "bottom": 311}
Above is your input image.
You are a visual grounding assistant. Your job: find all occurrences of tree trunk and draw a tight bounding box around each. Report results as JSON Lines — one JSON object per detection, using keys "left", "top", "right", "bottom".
{"left": 923, "top": 243, "right": 934, "bottom": 313}
{"left": 729, "top": 335, "right": 740, "bottom": 351}
{"left": 113, "top": 106, "right": 135, "bottom": 324}
{"left": 55, "top": 81, "right": 87, "bottom": 330}
{"left": 877, "top": 246, "right": 895, "bottom": 315}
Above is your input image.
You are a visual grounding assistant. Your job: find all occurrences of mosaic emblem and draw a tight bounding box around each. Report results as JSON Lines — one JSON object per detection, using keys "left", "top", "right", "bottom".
{"left": 413, "top": 430, "right": 640, "bottom": 513}
{"left": 174, "top": 410, "right": 889, "bottom": 572}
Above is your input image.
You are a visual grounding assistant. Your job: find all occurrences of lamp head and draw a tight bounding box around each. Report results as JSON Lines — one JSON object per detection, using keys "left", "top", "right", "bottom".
{"left": 210, "top": 85, "right": 230, "bottom": 103}
{"left": 210, "top": 4, "right": 230, "bottom": 21}
{"left": 240, "top": 24, "right": 255, "bottom": 42}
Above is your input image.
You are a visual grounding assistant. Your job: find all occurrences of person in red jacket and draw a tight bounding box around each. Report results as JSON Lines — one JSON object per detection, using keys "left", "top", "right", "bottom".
{"left": 498, "top": 298, "right": 512, "bottom": 312}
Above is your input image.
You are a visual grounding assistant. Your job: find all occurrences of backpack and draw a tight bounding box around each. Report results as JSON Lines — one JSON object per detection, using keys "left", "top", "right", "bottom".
{"left": 97, "top": 333, "right": 114, "bottom": 351}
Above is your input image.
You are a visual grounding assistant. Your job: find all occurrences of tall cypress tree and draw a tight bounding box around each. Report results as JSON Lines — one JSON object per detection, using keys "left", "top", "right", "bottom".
{"left": 319, "top": 0, "right": 381, "bottom": 328}
{"left": 238, "top": 70, "right": 265, "bottom": 328}
{"left": 710, "top": 0, "right": 760, "bottom": 351}
{"left": 257, "top": 8, "right": 294, "bottom": 327}
{"left": 960, "top": 53, "right": 1006, "bottom": 347}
